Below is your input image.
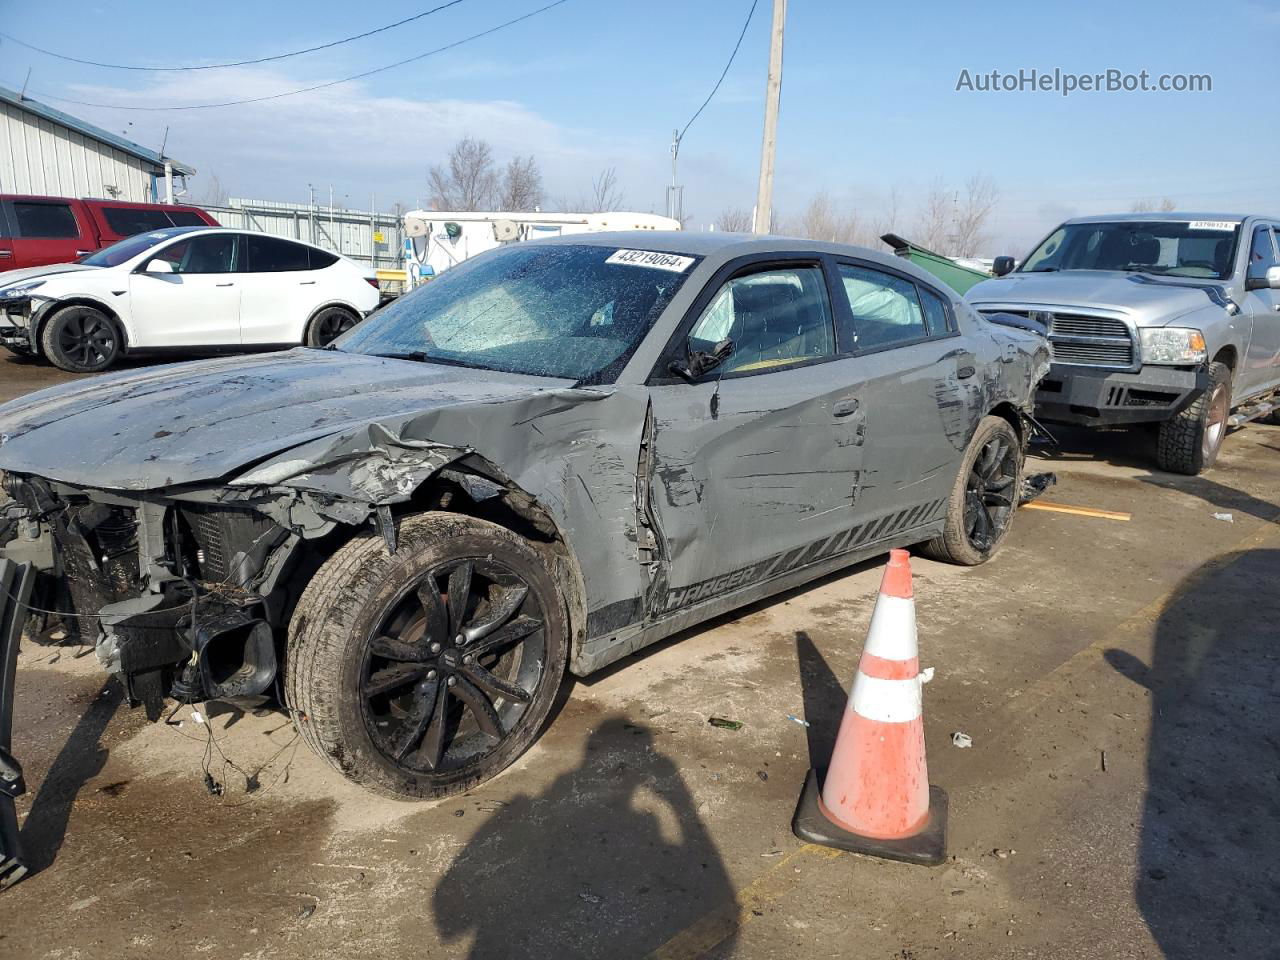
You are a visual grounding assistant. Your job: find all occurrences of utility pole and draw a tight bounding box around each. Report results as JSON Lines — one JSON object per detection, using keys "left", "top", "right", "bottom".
{"left": 667, "top": 129, "right": 684, "bottom": 223}
{"left": 752, "top": 0, "right": 787, "bottom": 235}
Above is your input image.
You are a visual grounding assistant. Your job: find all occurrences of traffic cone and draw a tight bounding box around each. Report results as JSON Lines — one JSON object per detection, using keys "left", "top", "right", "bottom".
{"left": 791, "top": 548, "right": 947, "bottom": 866}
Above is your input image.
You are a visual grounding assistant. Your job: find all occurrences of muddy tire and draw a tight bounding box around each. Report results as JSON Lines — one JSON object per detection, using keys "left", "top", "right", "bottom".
{"left": 285, "top": 512, "right": 568, "bottom": 799}
{"left": 1156, "top": 361, "right": 1230, "bottom": 475}
{"left": 919, "top": 415, "right": 1022, "bottom": 566}
{"left": 304, "top": 306, "right": 360, "bottom": 347}
{"left": 39, "top": 305, "right": 121, "bottom": 372}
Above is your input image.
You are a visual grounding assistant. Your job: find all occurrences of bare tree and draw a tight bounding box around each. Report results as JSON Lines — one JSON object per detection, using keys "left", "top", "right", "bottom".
{"left": 196, "top": 172, "right": 229, "bottom": 207}
{"left": 1131, "top": 197, "right": 1177, "bottom": 213}
{"left": 589, "top": 167, "right": 625, "bottom": 212}
{"left": 497, "top": 155, "right": 543, "bottom": 211}
{"left": 952, "top": 175, "right": 1000, "bottom": 257}
{"left": 913, "top": 181, "right": 953, "bottom": 251}
{"left": 871, "top": 186, "right": 902, "bottom": 239}
{"left": 788, "top": 191, "right": 863, "bottom": 244}
{"left": 715, "top": 207, "right": 754, "bottom": 232}
{"left": 428, "top": 137, "right": 499, "bottom": 211}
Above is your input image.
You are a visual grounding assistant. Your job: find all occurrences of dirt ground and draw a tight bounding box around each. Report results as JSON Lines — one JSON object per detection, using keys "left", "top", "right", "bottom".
{"left": 1, "top": 351, "right": 1277, "bottom": 960}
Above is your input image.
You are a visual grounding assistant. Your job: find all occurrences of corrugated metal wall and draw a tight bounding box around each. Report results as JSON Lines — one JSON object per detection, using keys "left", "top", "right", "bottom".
{"left": 0, "top": 101, "right": 157, "bottom": 202}
{"left": 201, "top": 198, "right": 405, "bottom": 269}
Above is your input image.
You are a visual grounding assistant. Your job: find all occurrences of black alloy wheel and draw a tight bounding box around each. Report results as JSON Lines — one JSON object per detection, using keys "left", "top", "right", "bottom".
{"left": 360, "top": 558, "right": 546, "bottom": 774}
{"left": 963, "top": 433, "right": 1019, "bottom": 552}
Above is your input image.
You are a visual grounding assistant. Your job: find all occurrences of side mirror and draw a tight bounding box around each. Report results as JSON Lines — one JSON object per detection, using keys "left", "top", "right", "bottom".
{"left": 144, "top": 259, "right": 175, "bottom": 275}
{"left": 1268, "top": 265, "right": 1280, "bottom": 290}
{"left": 991, "top": 256, "right": 1016, "bottom": 277}
{"left": 669, "top": 338, "right": 735, "bottom": 382}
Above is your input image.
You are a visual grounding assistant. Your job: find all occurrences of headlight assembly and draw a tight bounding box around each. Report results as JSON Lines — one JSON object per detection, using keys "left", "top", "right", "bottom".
{"left": 1139, "top": 327, "right": 1207, "bottom": 365}
{"left": 0, "top": 280, "right": 45, "bottom": 299}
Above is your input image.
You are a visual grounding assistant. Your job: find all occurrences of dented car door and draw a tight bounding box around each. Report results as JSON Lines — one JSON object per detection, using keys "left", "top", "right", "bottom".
{"left": 643, "top": 262, "right": 867, "bottom": 617}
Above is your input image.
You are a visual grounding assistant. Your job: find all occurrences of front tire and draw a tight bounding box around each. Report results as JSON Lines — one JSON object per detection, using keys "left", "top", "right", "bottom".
{"left": 305, "top": 306, "right": 360, "bottom": 347}
{"left": 40, "top": 305, "right": 121, "bottom": 372}
{"left": 1156, "top": 361, "right": 1230, "bottom": 475}
{"left": 286, "top": 512, "right": 569, "bottom": 799}
{"left": 920, "top": 415, "right": 1023, "bottom": 566}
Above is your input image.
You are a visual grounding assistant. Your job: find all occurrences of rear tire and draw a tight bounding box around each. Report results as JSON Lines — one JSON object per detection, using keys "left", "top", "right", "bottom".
{"left": 39, "top": 305, "right": 121, "bottom": 373}
{"left": 1156, "top": 361, "right": 1230, "bottom": 475}
{"left": 285, "top": 512, "right": 569, "bottom": 799}
{"left": 305, "top": 306, "right": 360, "bottom": 347}
{"left": 920, "top": 415, "right": 1023, "bottom": 566}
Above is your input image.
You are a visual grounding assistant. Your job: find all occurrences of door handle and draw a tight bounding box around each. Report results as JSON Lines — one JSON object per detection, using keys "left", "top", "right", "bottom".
{"left": 0, "top": 251, "right": 10, "bottom": 259}
{"left": 76, "top": 250, "right": 92, "bottom": 257}
{"left": 833, "top": 396, "right": 860, "bottom": 417}
{"left": 299, "top": 280, "right": 316, "bottom": 285}
{"left": 216, "top": 282, "right": 235, "bottom": 287}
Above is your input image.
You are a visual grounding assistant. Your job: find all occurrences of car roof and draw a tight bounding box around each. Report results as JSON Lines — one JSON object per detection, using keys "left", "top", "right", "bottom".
{"left": 535, "top": 230, "right": 920, "bottom": 273}
{"left": 1062, "top": 212, "right": 1273, "bottom": 224}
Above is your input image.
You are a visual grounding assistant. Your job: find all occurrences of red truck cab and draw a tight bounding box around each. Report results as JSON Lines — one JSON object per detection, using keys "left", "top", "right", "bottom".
{"left": 0, "top": 195, "right": 220, "bottom": 270}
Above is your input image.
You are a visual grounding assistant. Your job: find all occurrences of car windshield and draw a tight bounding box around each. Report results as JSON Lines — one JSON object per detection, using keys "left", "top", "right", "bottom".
{"left": 338, "top": 243, "right": 699, "bottom": 381}
{"left": 1019, "top": 220, "right": 1242, "bottom": 280}
{"left": 79, "top": 228, "right": 202, "bottom": 268}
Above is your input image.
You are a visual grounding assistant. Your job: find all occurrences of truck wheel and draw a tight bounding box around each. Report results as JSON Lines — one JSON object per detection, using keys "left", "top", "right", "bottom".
{"left": 39, "top": 305, "right": 121, "bottom": 373}
{"left": 285, "top": 512, "right": 568, "bottom": 799}
{"left": 920, "top": 415, "right": 1022, "bottom": 566}
{"left": 1156, "top": 361, "right": 1230, "bottom": 475}
{"left": 304, "top": 306, "right": 359, "bottom": 347}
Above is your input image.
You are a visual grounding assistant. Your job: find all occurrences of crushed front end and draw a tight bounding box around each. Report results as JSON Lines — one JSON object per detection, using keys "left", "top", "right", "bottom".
{"left": 0, "top": 472, "right": 296, "bottom": 719}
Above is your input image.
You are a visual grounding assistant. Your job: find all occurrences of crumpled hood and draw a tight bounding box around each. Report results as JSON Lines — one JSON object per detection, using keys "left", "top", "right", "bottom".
{"left": 967, "top": 270, "right": 1228, "bottom": 323}
{"left": 0, "top": 263, "right": 99, "bottom": 290}
{"left": 0, "top": 348, "right": 573, "bottom": 490}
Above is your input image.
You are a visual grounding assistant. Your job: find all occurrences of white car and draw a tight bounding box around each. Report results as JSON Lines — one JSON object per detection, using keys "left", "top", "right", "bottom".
{"left": 0, "top": 227, "right": 381, "bottom": 372}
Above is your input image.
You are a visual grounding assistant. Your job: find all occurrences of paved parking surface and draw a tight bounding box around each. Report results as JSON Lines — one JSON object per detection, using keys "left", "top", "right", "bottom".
{"left": 1, "top": 352, "right": 1277, "bottom": 959}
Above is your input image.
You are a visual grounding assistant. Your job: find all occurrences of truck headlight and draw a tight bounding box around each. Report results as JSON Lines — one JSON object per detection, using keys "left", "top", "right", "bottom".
{"left": 0, "top": 280, "right": 45, "bottom": 299}
{"left": 1139, "top": 327, "right": 1207, "bottom": 365}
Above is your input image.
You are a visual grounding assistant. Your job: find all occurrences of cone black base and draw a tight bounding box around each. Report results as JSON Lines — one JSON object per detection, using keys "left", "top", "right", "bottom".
{"left": 791, "top": 768, "right": 948, "bottom": 867}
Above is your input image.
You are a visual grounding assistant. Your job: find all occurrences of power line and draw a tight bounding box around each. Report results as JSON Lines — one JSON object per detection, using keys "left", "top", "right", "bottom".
{"left": 677, "top": 0, "right": 759, "bottom": 144}
{"left": 0, "top": 0, "right": 468, "bottom": 72}
{"left": 15, "top": 0, "right": 570, "bottom": 112}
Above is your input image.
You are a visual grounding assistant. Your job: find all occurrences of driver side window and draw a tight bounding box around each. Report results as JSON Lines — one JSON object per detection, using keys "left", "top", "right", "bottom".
{"left": 1247, "top": 225, "right": 1278, "bottom": 281}
{"left": 146, "top": 235, "right": 239, "bottom": 274}
{"left": 687, "top": 266, "right": 834, "bottom": 374}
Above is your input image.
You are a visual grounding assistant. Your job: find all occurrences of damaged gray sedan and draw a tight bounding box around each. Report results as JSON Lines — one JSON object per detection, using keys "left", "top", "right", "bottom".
{"left": 0, "top": 233, "right": 1048, "bottom": 798}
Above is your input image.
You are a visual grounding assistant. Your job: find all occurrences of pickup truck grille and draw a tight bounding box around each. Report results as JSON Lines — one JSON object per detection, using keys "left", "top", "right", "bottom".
{"left": 982, "top": 308, "right": 1136, "bottom": 370}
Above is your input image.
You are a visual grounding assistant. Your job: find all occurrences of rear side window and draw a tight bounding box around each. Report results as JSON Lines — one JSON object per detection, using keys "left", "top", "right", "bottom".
{"left": 168, "top": 211, "right": 208, "bottom": 227}
{"left": 309, "top": 248, "right": 339, "bottom": 269}
{"left": 12, "top": 202, "right": 79, "bottom": 238}
{"left": 919, "top": 287, "right": 955, "bottom": 334}
{"left": 837, "top": 264, "right": 928, "bottom": 350}
{"left": 102, "top": 207, "right": 172, "bottom": 236}
{"left": 246, "top": 235, "right": 310, "bottom": 272}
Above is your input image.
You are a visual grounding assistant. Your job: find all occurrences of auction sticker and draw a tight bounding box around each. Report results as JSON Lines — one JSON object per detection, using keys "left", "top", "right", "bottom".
{"left": 606, "top": 249, "right": 695, "bottom": 272}
{"left": 1187, "top": 220, "right": 1238, "bottom": 231}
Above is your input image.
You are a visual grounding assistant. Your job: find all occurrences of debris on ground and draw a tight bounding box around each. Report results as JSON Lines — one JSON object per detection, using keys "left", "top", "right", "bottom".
{"left": 951, "top": 731, "right": 974, "bottom": 749}
{"left": 1019, "top": 472, "right": 1058, "bottom": 505}
{"left": 787, "top": 714, "right": 810, "bottom": 728}
{"left": 1212, "top": 512, "right": 1234, "bottom": 523}
{"left": 708, "top": 717, "right": 743, "bottom": 731}
{"left": 578, "top": 892, "right": 602, "bottom": 905}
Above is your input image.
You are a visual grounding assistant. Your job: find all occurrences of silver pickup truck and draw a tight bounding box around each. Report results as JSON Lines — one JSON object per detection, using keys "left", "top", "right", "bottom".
{"left": 967, "top": 213, "right": 1280, "bottom": 474}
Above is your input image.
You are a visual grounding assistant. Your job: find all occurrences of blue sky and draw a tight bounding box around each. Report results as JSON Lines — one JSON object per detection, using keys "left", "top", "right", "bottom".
{"left": 2, "top": 0, "right": 1275, "bottom": 251}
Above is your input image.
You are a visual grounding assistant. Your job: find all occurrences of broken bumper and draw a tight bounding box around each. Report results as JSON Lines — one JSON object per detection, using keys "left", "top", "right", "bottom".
{"left": 0, "top": 301, "right": 33, "bottom": 350}
{"left": 0, "top": 558, "right": 33, "bottom": 890}
{"left": 1034, "top": 363, "right": 1208, "bottom": 426}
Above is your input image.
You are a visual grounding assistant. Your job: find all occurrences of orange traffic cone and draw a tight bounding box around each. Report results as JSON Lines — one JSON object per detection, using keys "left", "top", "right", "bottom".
{"left": 792, "top": 548, "right": 947, "bottom": 866}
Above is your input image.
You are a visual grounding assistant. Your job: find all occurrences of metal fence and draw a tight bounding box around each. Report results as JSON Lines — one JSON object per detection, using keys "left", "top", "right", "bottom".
{"left": 200, "top": 197, "right": 405, "bottom": 270}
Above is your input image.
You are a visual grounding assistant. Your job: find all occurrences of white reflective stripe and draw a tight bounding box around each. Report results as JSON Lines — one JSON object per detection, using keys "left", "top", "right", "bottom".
{"left": 863, "top": 595, "right": 918, "bottom": 661}
{"left": 850, "top": 672, "right": 923, "bottom": 724}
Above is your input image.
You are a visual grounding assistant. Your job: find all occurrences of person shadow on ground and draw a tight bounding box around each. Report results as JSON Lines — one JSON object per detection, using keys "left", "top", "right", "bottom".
{"left": 1105, "top": 548, "right": 1280, "bottom": 959}
{"left": 432, "top": 715, "right": 735, "bottom": 960}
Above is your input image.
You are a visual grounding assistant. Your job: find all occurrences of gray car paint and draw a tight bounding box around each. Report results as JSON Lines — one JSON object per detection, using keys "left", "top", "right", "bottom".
{"left": 0, "top": 232, "right": 1048, "bottom": 677}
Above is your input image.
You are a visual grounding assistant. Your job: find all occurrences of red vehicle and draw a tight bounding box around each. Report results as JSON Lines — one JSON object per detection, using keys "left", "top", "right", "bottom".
{"left": 0, "top": 195, "right": 220, "bottom": 270}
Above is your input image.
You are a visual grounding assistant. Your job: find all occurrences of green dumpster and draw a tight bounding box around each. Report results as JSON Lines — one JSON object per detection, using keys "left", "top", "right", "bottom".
{"left": 880, "top": 233, "right": 992, "bottom": 296}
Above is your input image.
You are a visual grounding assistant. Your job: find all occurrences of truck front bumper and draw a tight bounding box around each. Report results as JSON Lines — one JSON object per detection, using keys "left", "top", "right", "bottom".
{"left": 1035, "top": 363, "right": 1209, "bottom": 427}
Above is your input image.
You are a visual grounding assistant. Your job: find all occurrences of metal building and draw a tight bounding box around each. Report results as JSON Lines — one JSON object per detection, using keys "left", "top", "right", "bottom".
{"left": 0, "top": 86, "right": 195, "bottom": 203}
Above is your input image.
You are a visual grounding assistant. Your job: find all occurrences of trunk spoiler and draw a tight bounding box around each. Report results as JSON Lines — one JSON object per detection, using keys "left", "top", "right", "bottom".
{"left": 0, "top": 558, "right": 33, "bottom": 890}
